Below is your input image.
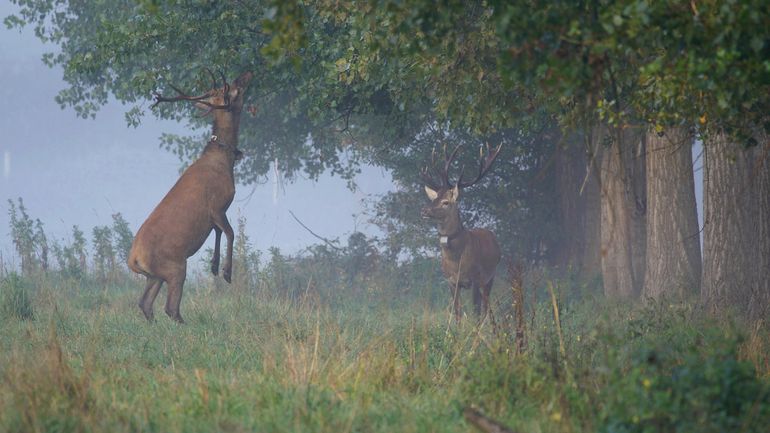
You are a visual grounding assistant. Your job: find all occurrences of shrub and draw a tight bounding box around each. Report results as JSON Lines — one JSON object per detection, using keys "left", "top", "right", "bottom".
{"left": 1, "top": 272, "right": 34, "bottom": 320}
{"left": 600, "top": 341, "right": 770, "bottom": 433}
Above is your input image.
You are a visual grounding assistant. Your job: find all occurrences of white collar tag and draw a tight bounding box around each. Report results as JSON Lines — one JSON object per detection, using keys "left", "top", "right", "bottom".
{"left": 440, "top": 236, "right": 449, "bottom": 245}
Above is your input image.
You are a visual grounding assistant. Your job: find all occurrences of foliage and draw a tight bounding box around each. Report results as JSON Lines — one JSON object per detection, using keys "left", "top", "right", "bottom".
{"left": 491, "top": 0, "right": 770, "bottom": 137}
{"left": 0, "top": 272, "right": 34, "bottom": 321}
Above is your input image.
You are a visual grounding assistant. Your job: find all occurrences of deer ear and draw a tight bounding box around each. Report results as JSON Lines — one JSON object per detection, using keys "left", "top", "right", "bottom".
{"left": 424, "top": 185, "right": 438, "bottom": 200}
{"left": 448, "top": 184, "right": 460, "bottom": 201}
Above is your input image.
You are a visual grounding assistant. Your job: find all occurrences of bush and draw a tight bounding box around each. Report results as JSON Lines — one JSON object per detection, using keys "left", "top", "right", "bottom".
{"left": 1, "top": 272, "right": 34, "bottom": 321}
{"left": 600, "top": 341, "right": 770, "bottom": 433}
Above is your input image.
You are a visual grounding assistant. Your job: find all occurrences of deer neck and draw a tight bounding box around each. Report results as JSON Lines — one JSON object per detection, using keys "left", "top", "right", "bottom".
{"left": 210, "top": 110, "right": 242, "bottom": 166}
{"left": 438, "top": 208, "right": 465, "bottom": 248}
{"left": 212, "top": 110, "right": 241, "bottom": 149}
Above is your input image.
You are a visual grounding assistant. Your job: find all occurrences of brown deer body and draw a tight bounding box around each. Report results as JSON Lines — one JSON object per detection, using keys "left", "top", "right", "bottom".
{"left": 421, "top": 145, "right": 502, "bottom": 322}
{"left": 128, "top": 71, "right": 252, "bottom": 323}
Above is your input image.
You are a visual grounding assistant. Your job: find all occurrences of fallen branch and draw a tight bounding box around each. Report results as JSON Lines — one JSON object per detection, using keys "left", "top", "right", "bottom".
{"left": 463, "top": 407, "right": 517, "bottom": 433}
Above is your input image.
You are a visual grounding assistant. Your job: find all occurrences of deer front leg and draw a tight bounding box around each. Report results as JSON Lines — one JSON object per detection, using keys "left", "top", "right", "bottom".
{"left": 450, "top": 281, "right": 462, "bottom": 323}
{"left": 211, "top": 227, "right": 222, "bottom": 275}
{"left": 472, "top": 285, "right": 483, "bottom": 317}
{"left": 213, "top": 213, "right": 234, "bottom": 283}
{"left": 481, "top": 278, "right": 493, "bottom": 320}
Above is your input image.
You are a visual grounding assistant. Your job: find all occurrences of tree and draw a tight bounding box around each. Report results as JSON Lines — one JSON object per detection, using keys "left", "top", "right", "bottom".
{"left": 33, "top": 219, "right": 49, "bottom": 273}
{"left": 702, "top": 133, "right": 770, "bottom": 317}
{"left": 4, "top": 0, "right": 369, "bottom": 183}
{"left": 643, "top": 128, "right": 701, "bottom": 300}
{"left": 7, "top": 198, "right": 38, "bottom": 276}
{"left": 111, "top": 213, "right": 134, "bottom": 269}
{"left": 232, "top": 213, "right": 261, "bottom": 291}
{"left": 92, "top": 226, "right": 116, "bottom": 283}
{"left": 492, "top": 0, "right": 770, "bottom": 305}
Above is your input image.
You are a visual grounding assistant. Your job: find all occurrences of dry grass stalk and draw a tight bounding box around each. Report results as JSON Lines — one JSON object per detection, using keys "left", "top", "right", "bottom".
{"left": 507, "top": 260, "right": 527, "bottom": 355}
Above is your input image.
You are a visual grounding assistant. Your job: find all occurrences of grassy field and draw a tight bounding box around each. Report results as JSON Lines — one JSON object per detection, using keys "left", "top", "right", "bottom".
{"left": 1, "top": 272, "right": 769, "bottom": 433}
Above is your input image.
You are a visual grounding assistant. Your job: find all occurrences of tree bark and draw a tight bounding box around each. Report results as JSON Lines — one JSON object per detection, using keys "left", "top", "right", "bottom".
{"left": 643, "top": 127, "right": 701, "bottom": 300}
{"left": 599, "top": 126, "right": 646, "bottom": 298}
{"left": 702, "top": 131, "right": 770, "bottom": 317}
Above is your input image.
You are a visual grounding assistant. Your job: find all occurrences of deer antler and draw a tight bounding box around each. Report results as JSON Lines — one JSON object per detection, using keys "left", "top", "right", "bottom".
{"left": 456, "top": 142, "right": 502, "bottom": 189}
{"left": 421, "top": 143, "right": 461, "bottom": 190}
{"left": 421, "top": 142, "right": 501, "bottom": 190}
{"left": 151, "top": 69, "right": 232, "bottom": 112}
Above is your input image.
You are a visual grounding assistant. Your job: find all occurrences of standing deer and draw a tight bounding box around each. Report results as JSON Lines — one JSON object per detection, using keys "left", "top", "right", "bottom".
{"left": 128, "top": 70, "right": 253, "bottom": 323}
{"left": 421, "top": 144, "right": 502, "bottom": 323}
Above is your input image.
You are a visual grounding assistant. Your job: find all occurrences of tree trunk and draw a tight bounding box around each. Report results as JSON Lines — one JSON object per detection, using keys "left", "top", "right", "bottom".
{"left": 553, "top": 135, "right": 585, "bottom": 269}
{"left": 750, "top": 134, "right": 770, "bottom": 318}
{"left": 553, "top": 132, "right": 602, "bottom": 279}
{"left": 702, "top": 131, "right": 770, "bottom": 317}
{"left": 599, "top": 126, "right": 646, "bottom": 298}
{"left": 643, "top": 127, "right": 701, "bottom": 300}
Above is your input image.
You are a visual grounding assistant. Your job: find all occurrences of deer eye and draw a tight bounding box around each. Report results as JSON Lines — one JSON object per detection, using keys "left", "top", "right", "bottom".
{"left": 441, "top": 200, "right": 450, "bottom": 206}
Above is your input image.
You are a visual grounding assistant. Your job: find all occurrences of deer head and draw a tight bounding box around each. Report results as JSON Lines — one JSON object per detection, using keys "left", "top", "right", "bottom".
{"left": 152, "top": 70, "right": 254, "bottom": 151}
{"left": 421, "top": 143, "right": 502, "bottom": 235}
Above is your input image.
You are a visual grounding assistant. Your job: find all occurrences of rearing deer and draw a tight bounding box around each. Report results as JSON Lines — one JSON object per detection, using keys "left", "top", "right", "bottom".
{"left": 128, "top": 70, "right": 253, "bottom": 323}
{"left": 421, "top": 144, "right": 502, "bottom": 323}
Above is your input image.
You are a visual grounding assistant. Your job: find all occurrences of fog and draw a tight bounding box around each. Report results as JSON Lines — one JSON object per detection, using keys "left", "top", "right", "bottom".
{"left": 0, "top": 3, "right": 395, "bottom": 267}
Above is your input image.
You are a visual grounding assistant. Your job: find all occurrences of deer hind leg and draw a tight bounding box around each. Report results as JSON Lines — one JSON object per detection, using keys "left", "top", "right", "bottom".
{"left": 212, "top": 213, "right": 234, "bottom": 283}
{"left": 163, "top": 263, "right": 187, "bottom": 324}
{"left": 211, "top": 227, "right": 222, "bottom": 276}
{"left": 139, "top": 277, "right": 163, "bottom": 322}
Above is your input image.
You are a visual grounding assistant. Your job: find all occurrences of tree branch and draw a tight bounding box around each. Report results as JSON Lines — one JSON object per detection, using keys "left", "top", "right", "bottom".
{"left": 288, "top": 210, "right": 342, "bottom": 251}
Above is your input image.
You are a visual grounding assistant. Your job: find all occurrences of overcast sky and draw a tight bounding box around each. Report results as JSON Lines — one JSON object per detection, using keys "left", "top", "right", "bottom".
{"left": 0, "top": 3, "right": 395, "bottom": 268}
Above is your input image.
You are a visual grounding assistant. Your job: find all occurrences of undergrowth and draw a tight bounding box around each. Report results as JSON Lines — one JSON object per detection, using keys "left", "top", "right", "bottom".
{"left": 0, "top": 273, "right": 768, "bottom": 433}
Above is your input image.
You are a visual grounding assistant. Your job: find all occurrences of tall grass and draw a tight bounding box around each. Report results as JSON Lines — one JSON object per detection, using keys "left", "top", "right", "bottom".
{"left": 1, "top": 272, "right": 769, "bottom": 433}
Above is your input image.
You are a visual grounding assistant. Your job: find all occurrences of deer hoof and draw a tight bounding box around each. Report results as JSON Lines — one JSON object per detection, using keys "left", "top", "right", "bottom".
{"left": 165, "top": 308, "right": 184, "bottom": 324}
{"left": 211, "top": 264, "right": 219, "bottom": 276}
{"left": 139, "top": 304, "right": 154, "bottom": 322}
{"left": 223, "top": 268, "right": 232, "bottom": 284}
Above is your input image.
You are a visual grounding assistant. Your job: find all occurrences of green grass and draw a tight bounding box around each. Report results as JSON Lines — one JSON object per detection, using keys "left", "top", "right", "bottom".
{"left": 1, "top": 273, "right": 769, "bottom": 433}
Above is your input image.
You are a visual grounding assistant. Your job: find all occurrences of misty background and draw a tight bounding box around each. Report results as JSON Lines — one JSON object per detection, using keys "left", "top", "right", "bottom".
{"left": 0, "top": 2, "right": 395, "bottom": 268}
